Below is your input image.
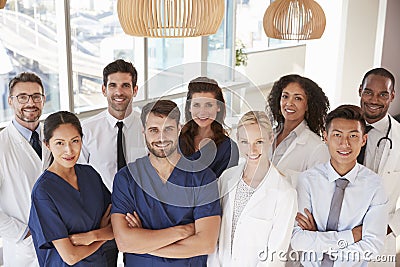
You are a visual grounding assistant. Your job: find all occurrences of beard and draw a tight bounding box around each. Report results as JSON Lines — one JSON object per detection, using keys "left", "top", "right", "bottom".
{"left": 16, "top": 107, "right": 41, "bottom": 122}
{"left": 146, "top": 140, "right": 178, "bottom": 158}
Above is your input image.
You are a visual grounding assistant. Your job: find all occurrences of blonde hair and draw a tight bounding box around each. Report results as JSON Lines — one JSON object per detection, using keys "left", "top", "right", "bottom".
{"left": 237, "top": 111, "right": 273, "bottom": 139}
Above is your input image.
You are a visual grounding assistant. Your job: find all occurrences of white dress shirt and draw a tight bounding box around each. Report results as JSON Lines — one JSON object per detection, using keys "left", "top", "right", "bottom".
{"left": 364, "top": 116, "right": 390, "bottom": 173}
{"left": 80, "top": 109, "right": 147, "bottom": 191}
{"left": 291, "top": 162, "right": 388, "bottom": 267}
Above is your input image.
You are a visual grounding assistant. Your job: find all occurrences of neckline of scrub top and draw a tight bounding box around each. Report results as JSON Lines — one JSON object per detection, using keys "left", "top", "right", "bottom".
{"left": 145, "top": 156, "right": 183, "bottom": 186}
{"left": 45, "top": 165, "right": 82, "bottom": 193}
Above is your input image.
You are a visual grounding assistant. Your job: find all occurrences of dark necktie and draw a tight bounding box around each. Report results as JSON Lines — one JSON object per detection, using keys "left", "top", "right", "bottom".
{"left": 357, "top": 125, "right": 373, "bottom": 164}
{"left": 321, "top": 178, "right": 349, "bottom": 267}
{"left": 30, "top": 131, "right": 42, "bottom": 160}
{"left": 116, "top": 121, "right": 126, "bottom": 170}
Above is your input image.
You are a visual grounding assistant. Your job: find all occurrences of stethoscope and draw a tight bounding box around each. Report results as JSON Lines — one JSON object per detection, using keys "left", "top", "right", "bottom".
{"left": 376, "top": 115, "right": 393, "bottom": 150}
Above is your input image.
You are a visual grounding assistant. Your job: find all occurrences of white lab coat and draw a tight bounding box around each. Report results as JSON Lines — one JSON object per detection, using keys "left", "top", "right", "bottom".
{"left": 0, "top": 122, "right": 51, "bottom": 267}
{"left": 208, "top": 162, "right": 297, "bottom": 267}
{"left": 369, "top": 115, "right": 400, "bottom": 266}
{"left": 274, "top": 126, "right": 329, "bottom": 187}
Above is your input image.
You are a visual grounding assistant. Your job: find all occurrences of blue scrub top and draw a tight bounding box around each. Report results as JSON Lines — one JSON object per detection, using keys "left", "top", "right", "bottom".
{"left": 179, "top": 136, "right": 239, "bottom": 178}
{"left": 111, "top": 156, "right": 221, "bottom": 267}
{"left": 29, "top": 164, "right": 111, "bottom": 267}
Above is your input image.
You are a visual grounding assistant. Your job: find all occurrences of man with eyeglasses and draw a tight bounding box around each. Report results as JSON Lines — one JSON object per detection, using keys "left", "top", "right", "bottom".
{"left": 0, "top": 72, "right": 50, "bottom": 267}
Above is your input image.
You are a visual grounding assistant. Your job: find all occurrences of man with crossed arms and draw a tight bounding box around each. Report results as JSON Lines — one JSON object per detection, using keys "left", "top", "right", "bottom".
{"left": 291, "top": 105, "right": 388, "bottom": 266}
{"left": 111, "top": 100, "right": 221, "bottom": 267}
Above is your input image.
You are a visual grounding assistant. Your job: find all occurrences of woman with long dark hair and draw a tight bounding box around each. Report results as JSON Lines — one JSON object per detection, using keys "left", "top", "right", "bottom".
{"left": 28, "top": 111, "right": 115, "bottom": 266}
{"left": 179, "top": 77, "right": 239, "bottom": 177}
{"left": 267, "top": 74, "right": 330, "bottom": 186}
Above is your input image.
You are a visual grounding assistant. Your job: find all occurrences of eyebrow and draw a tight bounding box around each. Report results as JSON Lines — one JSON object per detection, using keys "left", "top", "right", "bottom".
{"left": 53, "top": 136, "right": 80, "bottom": 141}
{"left": 282, "top": 92, "right": 305, "bottom": 96}
{"left": 331, "top": 129, "right": 361, "bottom": 133}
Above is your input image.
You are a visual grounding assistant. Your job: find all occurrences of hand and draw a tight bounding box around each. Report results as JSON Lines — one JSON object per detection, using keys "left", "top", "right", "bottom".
{"left": 352, "top": 225, "right": 362, "bottom": 242}
{"left": 296, "top": 208, "right": 317, "bottom": 231}
{"left": 69, "top": 232, "right": 95, "bottom": 246}
{"left": 179, "top": 223, "right": 195, "bottom": 239}
{"left": 125, "top": 212, "right": 142, "bottom": 228}
{"left": 100, "top": 204, "right": 112, "bottom": 228}
{"left": 24, "top": 230, "right": 31, "bottom": 240}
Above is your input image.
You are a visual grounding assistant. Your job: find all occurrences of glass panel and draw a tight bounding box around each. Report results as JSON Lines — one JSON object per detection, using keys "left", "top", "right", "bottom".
{"left": 147, "top": 38, "right": 186, "bottom": 99}
{"left": 236, "top": 0, "right": 298, "bottom": 52}
{"left": 69, "top": 0, "right": 142, "bottom": 112}
{"left": 0, "top": 0, "right": 60, "bottom": 123}
{"left": 208, "top": 0, "right": 233, "bottom": 69}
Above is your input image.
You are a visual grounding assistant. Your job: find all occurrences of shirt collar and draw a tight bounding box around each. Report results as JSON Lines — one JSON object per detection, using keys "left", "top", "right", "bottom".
{"left": 292, "top": 120, "right": 307, "bottom": 137}
{"left": 12, "top": 119, "right": 41, "bottom": 142}
{"left": 369, "top": 115, "right": 389, "bottom": 135}
{"left": 325, "top": 161, "right": 359, "bottom": 184}
{"left": 105, "top": 109, "right": 139, "bottom": 129}
{"left": 274, "top": 120, "right": 307, "bottom": 139}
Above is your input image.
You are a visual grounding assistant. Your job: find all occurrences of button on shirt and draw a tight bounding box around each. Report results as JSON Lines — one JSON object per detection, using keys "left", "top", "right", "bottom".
{"left": 80, "top": 110, "right": 147, "bottom": 191}
{"left": 291, "top": 162, "right": 388, "bottom": 267}
{"left": 364, "top": 116, "right": 390, "bottom": 173}
{"left": 271, "top": 120, "right": 306, "bottom": 165}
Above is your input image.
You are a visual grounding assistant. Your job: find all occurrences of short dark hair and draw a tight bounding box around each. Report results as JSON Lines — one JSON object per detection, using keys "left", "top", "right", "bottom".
{"left": 140, "top": 100, "right": 180, "bottom": 127}
{"left": 43, "top": 111, "right": 83, "bottom": 143}
{"left": 9, "top": 72, "right": 44, "bottom": 95}
{"left": 103, "top": 59, "right": 138, "bottom": 86}
{"left": 325, "top": 105, "right": 366, "bottom": 134}
{"left": 360, "top": 67, "right": 395, "bottom": 91}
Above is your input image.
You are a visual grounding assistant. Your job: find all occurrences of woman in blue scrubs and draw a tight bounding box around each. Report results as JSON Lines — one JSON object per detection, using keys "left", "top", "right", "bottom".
{"left": 28, "top": 111, "right": 114, "bottom": 266}
{"left": 179, "top": 77, "right": 239, "bottom": 177}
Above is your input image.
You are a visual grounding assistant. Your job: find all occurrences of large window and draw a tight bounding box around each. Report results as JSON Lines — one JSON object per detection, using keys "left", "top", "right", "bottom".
{"left": 0, "top": 0, "right": 61, "bottom": 123}
{"left": 0, "top": 0, "right": 291, "bottom": 126}
{"left": 236, "top": 0, "right": 298, "bottom": 52}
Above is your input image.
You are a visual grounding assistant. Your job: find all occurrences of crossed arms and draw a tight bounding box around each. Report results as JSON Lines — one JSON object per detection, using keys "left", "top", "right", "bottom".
{"left": 112, "top": 212, "right": 220, "bottom": 258}
{"left": 52, "top": 205, "right": 114, "bottom": 266}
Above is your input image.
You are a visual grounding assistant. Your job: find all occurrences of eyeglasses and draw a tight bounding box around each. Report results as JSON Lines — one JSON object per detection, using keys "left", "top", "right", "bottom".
{"left": 10, "top": 93, "right": 45, "bottom": 104}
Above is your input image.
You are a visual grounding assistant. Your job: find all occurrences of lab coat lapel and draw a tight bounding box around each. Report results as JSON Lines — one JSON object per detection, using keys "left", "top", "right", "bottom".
{"left": 9, "top": 122, "right": 51, "bottom": 171}
{"left": 240, "top": 165, "right": 279, "bottom": 216}
{"left": 378, "top": 116, "right": 400, "bottom": 175}
{"left": 276, "top": 130, "right": 308, "bottom": 167}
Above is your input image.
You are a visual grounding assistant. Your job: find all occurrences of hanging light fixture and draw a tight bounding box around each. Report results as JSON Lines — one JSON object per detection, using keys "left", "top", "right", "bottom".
{"left": 117, "top": 0, "right": 225, "bottom": 38}
{"left": 263, "top": 0, "right": 326, "bottom": 40}
{"left": 0, "top": 0, "right": 6, "bottom": 9}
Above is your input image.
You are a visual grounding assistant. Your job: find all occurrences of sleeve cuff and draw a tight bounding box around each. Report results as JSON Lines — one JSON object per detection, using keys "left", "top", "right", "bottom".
{"left": 337, "top": 230, "right": 355, "bottom": 248}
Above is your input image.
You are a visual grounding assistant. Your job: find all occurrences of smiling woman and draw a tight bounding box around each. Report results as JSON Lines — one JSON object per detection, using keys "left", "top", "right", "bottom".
{"left": 179, "top": 77, "right": 239, "bottom": 178}
{"left": 28, "top": 111, "right": 115, "bottom": 267}
{"left": 267, "top": 74, "right": 330, "bottom": 187}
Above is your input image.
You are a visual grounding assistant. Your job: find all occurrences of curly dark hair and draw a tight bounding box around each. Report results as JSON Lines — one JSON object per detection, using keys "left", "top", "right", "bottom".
{"left": 180, "top": 77, "right": 228, "bottom": 156}
{"left": 267, "top": 74, "right": 330, "bottom": 137}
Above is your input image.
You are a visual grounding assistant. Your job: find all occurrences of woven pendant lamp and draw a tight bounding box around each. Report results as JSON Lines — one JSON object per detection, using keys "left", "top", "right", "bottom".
{"left": 263, "top": 0, "right": 326, "bottom": 40}
{"left": 0, "top": 0, "right": 6, "bottom": 9}
{"left": 117, "top": 0, "right": 225, "bottom": 38}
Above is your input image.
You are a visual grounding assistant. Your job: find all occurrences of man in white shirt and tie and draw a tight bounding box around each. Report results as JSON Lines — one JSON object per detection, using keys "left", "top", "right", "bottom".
{"left": 291, "top": 105, "right": 388, "bottom": 267}
{"left": 80, "top": 59, "right": 147, "bottom": 266}
{"left": 0, "top": 72, "right": 51, "bottom": 267}
{"left": 358, "top": 67, "right": 400, "bottom": 266}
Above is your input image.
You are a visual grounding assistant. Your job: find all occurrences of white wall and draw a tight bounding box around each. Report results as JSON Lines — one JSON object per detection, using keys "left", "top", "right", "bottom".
{"left": 382, "top": 0, "right": 400, "bottom": 116}
{"left": 242, "top": 45, "right": 306, "bottom": 87}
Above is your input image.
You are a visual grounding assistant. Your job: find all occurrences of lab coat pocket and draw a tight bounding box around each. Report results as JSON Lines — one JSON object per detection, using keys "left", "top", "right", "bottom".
{"left": 16, "top": 235, "right": 37, "bottom": 263}
{"left": 244, "top": 216, "right": 273, "bottom": 259}
{"left": 20, "top": 234, "right": 33, "bottom": 246}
